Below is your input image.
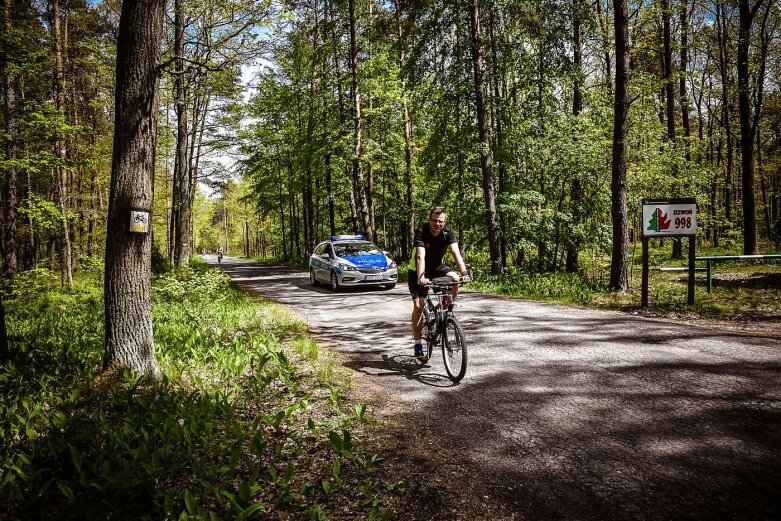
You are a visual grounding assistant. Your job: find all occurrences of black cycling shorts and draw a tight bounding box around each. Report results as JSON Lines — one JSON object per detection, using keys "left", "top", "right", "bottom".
{"left": 408, "top": 264, "right": 454, "bottom": 299}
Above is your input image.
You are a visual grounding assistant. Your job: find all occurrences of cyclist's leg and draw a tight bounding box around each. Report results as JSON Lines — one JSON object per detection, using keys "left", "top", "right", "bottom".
{"left": 408, "top": 271, "right": 428, "bottom": 358}
{"left": 434, "top": 264, "right": 460, "bottom": 299}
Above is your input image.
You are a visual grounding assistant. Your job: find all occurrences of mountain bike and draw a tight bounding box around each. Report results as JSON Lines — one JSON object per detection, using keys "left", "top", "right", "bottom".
{"left": 422, "top": 277, "right": 468, "bottom": 382}
{"left": 217, "top": 251, "right": 223, "bottom": 263}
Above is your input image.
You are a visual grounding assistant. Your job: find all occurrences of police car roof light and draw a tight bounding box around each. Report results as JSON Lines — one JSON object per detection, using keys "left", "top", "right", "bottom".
{"left": 330, "top": 234, "right": 365, "bottom": 241}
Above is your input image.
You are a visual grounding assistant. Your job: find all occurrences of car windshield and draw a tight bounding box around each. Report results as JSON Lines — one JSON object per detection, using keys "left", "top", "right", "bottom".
{"left": 334, "top": 242, "right": 381, "bottom": 257}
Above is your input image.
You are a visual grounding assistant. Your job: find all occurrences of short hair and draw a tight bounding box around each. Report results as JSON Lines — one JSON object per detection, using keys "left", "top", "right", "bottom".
{"left": 429, "top": 207, "right": 447, "bottom": 220}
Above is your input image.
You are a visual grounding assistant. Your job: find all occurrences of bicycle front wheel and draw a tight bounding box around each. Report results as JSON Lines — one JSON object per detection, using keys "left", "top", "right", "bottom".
{"left": 422, "top": 305, "right": 435, "bottom": 360}
{"left": 442, "top": 316, "right": 467, "bottom": 382}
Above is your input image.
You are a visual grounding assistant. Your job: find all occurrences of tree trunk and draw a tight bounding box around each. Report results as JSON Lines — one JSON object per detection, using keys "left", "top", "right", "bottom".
{"left": 52, "top": 0, "right": 73, "bottom": 287}
{"left": 662, "top": 0, "right": 676, "bottom": 141}
{"left": 348, "top": 0, "right": 372, "bottom": 241}
{"left": 566, "top": 1, "right": 583, "bottom": 273}
{"left": 2, "top": 0, "right": 17, "bottom": 275}
{"left": 610, "top": 0, "right": 630, "bottom": 291}
{"left": 172, "top": 0, "right": 191, "bottom": 267}
{"left": 716, "top": 4, "right": 734, "bottom": 224}
{"left": 103, "top": 0, "right": 165, "bottom": 379}
{"left": 736, "top": 0, "right": 771, "bottom": 254}
{"left": 394, "top": 0, "right": 414, "bottom": 255}
{"left": 468, "top": 0, "right": 501, "bottom": 274}
{"left": 0, "top": 297, "right": 8, "bottom": 362}
{"left": 679, "top": 0, "right": 691, "bottom": 163}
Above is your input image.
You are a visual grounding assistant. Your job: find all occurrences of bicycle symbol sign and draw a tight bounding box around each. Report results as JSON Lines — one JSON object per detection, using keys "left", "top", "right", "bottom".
{"left": 130, "top": 210, "right": 150, "bottom": 233}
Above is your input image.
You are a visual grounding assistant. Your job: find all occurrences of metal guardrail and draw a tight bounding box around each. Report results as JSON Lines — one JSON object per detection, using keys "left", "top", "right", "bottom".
{"left": 658, "top": 254, "right": 781, "bottom": 294}
{"left": 696, "top": 254, "right": 781, "bottom": 294}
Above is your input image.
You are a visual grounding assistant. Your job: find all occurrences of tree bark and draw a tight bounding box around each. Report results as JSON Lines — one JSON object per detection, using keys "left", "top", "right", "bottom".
{"left": 2, "top": 0, "right": 17, "bottom": 275}
{"left": 468, "top": 0, "right": 501, "bottom": 274}
{"left": 51, "top": 0, "right": 73, "bottom": 286}
{"left": 679, "top": 0, "right": 691, "bottom": 162}
{"left": 394, "top": 0, "right": 414, "bottom": 255}
{"left": 610, "top": 0, "right": 629, "bottom": 291}
{"left": 172, "top": 0, "right": 191, "bottom": 267}
{"left": 566, "top": 1, "right": 583, "bottom": 273}
{"left": 716, "top": 4, "right": 734, "bottom": 224}
{"left": 348, "top": 0, "right": 372, "bottom": 241}
{"left": 103, "top": 0, "right": 165, "bottom": 379}
{"left": 736, "top": 0, "right": 770, "bottom": 254}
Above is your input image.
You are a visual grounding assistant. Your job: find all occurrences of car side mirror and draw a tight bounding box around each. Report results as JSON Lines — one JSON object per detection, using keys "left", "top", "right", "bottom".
{"left": 321, "top": 253, "right": 330, "bottom": 259}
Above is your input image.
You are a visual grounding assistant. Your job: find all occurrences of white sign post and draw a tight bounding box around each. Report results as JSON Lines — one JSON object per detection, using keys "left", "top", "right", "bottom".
{"left": 641, "top": 198, "right": 698, "bottom": 307}
{"left": 642, "top": 200, "right": 697, "bottom": 237}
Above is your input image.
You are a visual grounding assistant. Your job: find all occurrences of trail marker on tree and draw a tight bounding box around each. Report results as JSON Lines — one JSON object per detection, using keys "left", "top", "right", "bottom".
{"left": 641, "top": 198, "right": 698, "bottom": 307}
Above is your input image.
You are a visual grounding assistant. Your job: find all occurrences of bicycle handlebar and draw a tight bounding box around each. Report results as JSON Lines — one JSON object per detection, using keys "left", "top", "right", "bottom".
{"left": 425, "top": 276, "right": 470, "bottom": 289}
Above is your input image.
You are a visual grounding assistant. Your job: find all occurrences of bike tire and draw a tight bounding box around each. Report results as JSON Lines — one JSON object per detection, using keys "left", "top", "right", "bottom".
{"left": 442, "top": 316, "right": 467, "bottom": 382}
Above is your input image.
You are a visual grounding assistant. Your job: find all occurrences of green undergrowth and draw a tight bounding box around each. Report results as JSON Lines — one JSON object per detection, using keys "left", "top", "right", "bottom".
{"left": 469, "top": 266, "right": 606, "bottom": 305}
{"left": 468, "top": 245, "right": 781, "bottom": 322}
{"left": 1, "top": 262, "right": 396, "bottom": 520}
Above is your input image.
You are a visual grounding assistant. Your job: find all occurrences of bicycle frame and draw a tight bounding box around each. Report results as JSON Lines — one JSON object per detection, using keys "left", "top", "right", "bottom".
{"left": 422, "top": 277, "right": 468, "bottom": 382}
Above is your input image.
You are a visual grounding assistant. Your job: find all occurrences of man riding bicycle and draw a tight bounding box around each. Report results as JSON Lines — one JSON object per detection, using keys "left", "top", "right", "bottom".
{"left": 408, "top": 207, "right": 469, "bottom": 360}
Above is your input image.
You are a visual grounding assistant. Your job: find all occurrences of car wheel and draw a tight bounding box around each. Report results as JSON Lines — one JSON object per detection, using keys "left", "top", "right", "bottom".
{"left": 384, "top": 283, "right": 396, "bottom": 290}
{"left": 310, "top": 269, "right": 318, "bottom": 286}
{"left": 330, "top": 271, "right": 340, "bottom": 292}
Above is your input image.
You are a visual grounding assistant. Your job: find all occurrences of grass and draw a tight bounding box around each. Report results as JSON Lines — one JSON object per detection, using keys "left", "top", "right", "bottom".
{"left": 0, "top": 260, "right": 397, "bottom": 520}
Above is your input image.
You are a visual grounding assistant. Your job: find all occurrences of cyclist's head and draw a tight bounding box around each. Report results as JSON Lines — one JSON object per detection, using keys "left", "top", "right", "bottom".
{"left": 428, "top": 207, "right": 447, "bottom": 224}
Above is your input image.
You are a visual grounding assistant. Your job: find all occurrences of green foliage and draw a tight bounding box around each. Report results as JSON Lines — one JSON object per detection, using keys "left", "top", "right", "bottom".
{"left": 0, "top": 267, "right": 387, "bottom": 519}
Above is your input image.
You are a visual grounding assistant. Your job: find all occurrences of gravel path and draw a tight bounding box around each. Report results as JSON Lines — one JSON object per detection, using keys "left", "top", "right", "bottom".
{"left": 210, "top": 256, "right": 781, "bottom": 520}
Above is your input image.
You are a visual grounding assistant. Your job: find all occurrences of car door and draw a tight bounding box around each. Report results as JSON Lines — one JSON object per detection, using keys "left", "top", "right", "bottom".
{"left": 314, "top": 244, "right": 332, "bottom": 281}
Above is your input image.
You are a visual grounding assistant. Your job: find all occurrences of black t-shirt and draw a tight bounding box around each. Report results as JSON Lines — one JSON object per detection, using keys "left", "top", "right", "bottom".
{"left": 412, "top": 224, "right": 457, "bottom": 275}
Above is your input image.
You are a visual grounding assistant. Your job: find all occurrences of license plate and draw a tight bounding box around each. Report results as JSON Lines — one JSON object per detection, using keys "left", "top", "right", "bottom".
{"left": 365, "top": 275, "right": 381, "bottom": 281}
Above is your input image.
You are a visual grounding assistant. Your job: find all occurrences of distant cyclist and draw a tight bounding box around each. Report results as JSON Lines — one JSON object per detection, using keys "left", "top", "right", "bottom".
{"left": 216, "top": 245, "right": 224, "bottom": 263}
{"left": 408, "top": 207, "right": 469, "bottom": 360}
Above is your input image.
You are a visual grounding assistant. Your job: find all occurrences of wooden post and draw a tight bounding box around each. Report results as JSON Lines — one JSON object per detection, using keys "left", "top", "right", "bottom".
{"left": 641, "top": 236, "right": 649, "bottom": 308}
{"left": 688, "top": 236, "right": 695, "bottom": 305}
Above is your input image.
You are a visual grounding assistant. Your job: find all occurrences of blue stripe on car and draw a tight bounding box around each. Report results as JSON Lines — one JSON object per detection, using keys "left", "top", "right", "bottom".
{"left": 340, "top": 254, "right": 387, "bottom": 268}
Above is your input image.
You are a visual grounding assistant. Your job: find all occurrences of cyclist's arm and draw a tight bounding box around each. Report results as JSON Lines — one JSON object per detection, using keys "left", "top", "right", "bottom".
{"left": 448, "top": 242, "right": 468, "bottom": 280}
{"left": 415, "top": 246, "right": 427, "bottom": 284}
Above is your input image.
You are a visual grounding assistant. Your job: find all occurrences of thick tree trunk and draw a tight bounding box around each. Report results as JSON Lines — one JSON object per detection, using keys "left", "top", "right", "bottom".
{"left": 103, "top": 0, "right": 165, "bottom": 379}
{"left": 736, "top": 0, "right": 770, "bottom": 254}
{"left": 468, "top": 0, "right": 501, "bottom": 274}
{"left": 610, "top": 0, "right": 630, "bottom": 291}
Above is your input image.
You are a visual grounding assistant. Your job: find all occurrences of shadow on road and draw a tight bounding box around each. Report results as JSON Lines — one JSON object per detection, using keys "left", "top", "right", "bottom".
{"left": 344, "top": 354, "right": 458, "bottom": 388}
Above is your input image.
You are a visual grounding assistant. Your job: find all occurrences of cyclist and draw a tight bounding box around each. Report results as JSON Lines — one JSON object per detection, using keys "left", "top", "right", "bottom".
{"left": 216, "top": 245, "right": 224, "bottom": 262}
{"left": 408, "top": 207, "right": 469, "bottom": 360}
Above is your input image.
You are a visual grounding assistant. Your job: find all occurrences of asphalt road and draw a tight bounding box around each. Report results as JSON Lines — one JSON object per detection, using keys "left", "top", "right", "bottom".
{"left": 209, "top": 256, "right": 781, "bottom": 520}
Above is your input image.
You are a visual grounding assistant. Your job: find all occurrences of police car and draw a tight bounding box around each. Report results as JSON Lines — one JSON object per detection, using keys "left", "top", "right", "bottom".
{"left": 309, "top": 234, "right": 398, "bottom": 291}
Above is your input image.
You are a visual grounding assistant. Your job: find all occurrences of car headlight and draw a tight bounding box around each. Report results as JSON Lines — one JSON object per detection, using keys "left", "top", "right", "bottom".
{"left": 338, "top": 262, "right": 357, "bottom": 271}
{"left": 389, "top": 260, "right": 397, "bottom": 268}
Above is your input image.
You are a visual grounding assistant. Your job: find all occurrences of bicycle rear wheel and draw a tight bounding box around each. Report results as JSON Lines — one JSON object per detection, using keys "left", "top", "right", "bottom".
{"left": 442, "top": 316, "right": 467, "bottom": 382}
